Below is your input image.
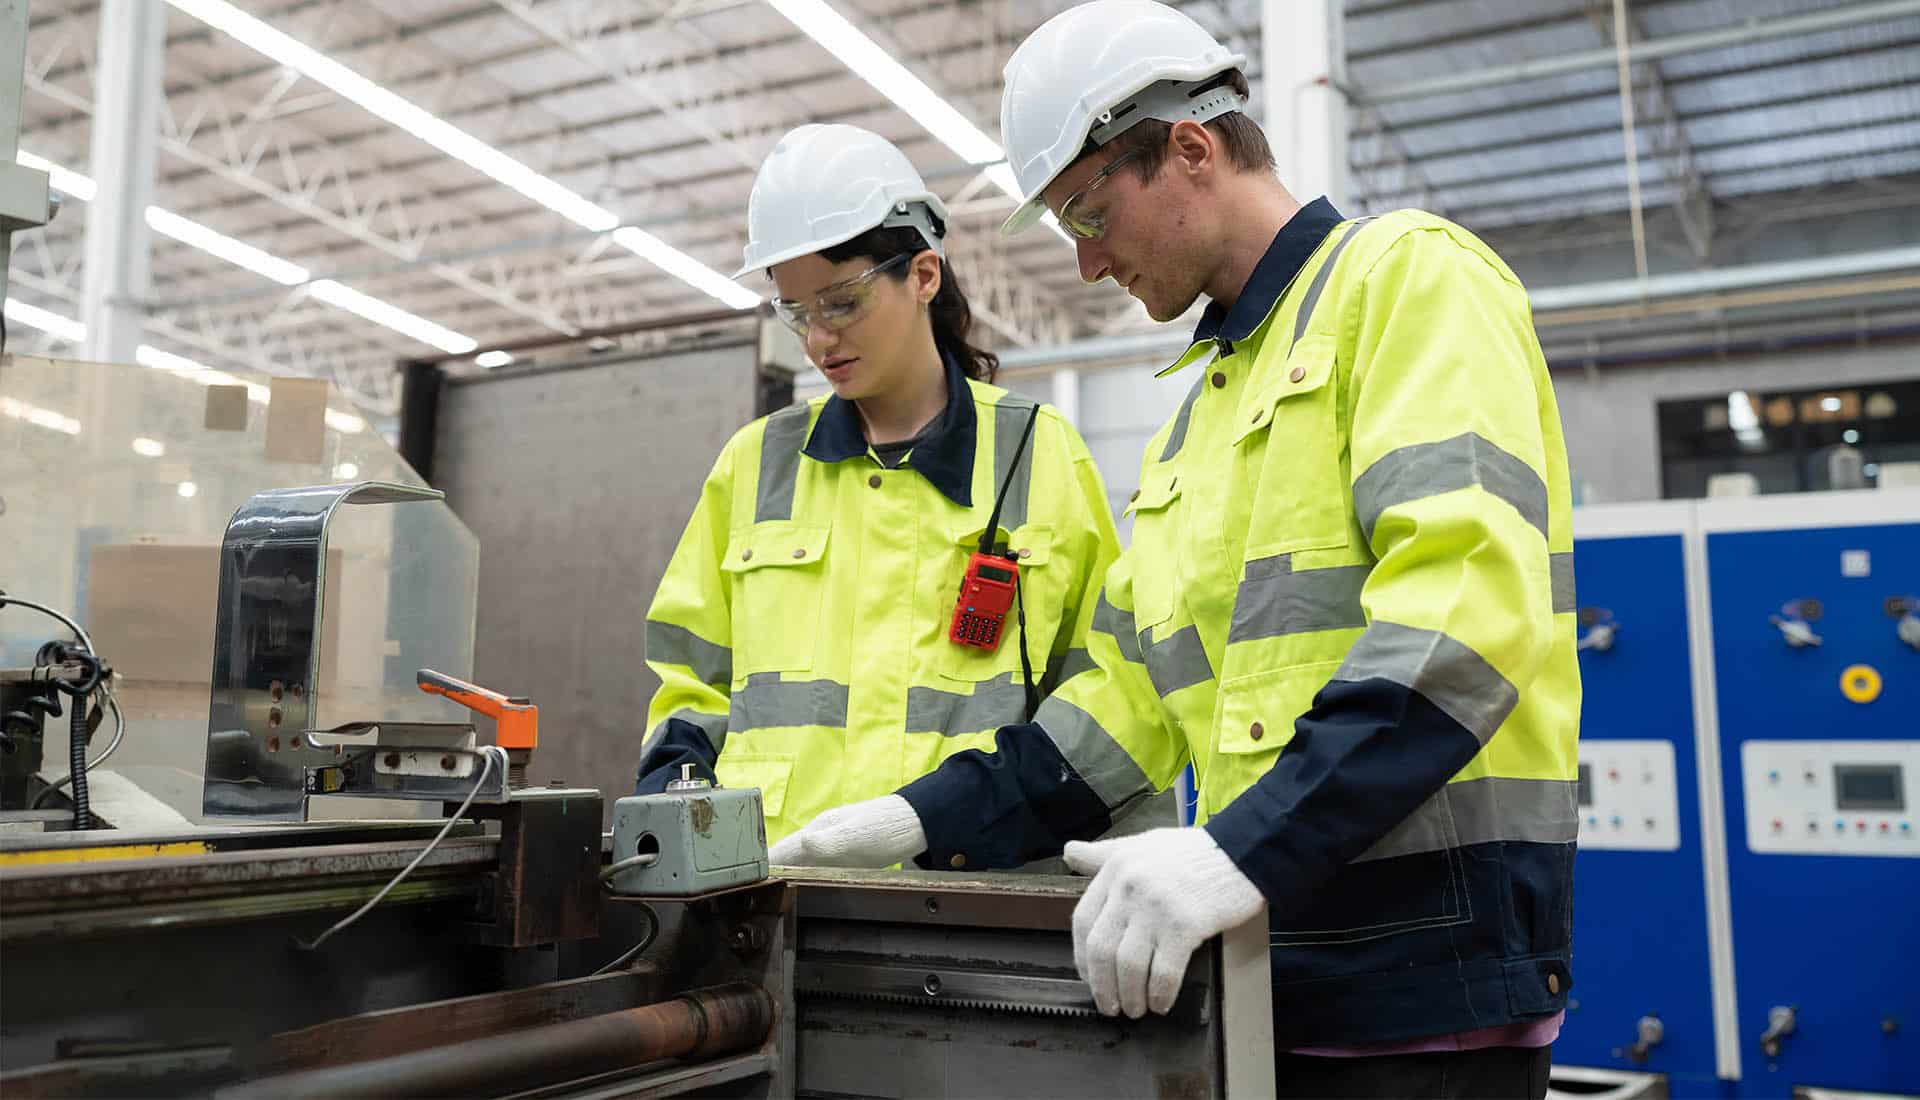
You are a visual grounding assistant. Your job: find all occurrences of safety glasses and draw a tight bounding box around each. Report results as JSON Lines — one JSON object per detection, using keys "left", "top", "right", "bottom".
{"left": 771, "top": 252, "right": 914, "bottom": 336}
{"left": 1056, "top": 150, "right": 1143, "bottom": 241}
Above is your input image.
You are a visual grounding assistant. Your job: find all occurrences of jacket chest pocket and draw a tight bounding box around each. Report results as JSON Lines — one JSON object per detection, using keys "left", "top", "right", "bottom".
{"left": 937, "top": 522, "right": 1060, "bottom": 687}
{"left": 1235, "top": 337, "right": 1350, "bottom": 559}
{"left": 722, "top": 521, "right": 831, "bottom": 677}
{"left": 1122, "top": 470, "right": 1184, "bottom": 633}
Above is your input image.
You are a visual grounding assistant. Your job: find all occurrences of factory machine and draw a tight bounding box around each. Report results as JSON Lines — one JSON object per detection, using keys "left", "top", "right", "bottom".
{"left": 1561, "top": 490, "right": 1920, "bottom": 1100}
{"left": 0, "top": 354, "right": 1275, "bottom": 1098}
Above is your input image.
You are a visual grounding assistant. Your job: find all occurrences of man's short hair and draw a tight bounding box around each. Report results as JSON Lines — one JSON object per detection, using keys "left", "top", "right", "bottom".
{"left": 1093, "top": 70, "right": 1275, "bottom": 182}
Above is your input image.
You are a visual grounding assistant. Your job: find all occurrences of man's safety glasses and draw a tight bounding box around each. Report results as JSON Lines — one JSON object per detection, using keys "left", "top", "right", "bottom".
{"left": 1055, "top": 150, "right": 1142, "bottom": 241}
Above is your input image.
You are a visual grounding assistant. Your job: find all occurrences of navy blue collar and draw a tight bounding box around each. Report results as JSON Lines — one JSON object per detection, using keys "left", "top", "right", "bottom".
{"left": 1191, "top": 196, "right": 1344, "bottom": 348}
{"left": 802, "top": 345, "right": 977, "bottom": 508}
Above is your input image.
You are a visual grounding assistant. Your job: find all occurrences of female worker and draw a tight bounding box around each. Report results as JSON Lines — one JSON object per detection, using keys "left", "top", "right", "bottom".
{"left": 634, "top": 124, "right": 1166, "bottom": 851}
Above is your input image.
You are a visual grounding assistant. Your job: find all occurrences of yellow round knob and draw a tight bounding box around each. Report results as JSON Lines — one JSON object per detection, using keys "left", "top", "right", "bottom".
{"left": 1840, "top": 664, "right": 1882, "bottom": 704}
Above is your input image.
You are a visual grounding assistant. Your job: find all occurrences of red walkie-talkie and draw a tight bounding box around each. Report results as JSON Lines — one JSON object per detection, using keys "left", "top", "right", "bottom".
{"left": 950, "top": 553, "right": 1019, "bottom": 649}
{"left": 948, "top": 406, "right": 1041, "bottom": 656}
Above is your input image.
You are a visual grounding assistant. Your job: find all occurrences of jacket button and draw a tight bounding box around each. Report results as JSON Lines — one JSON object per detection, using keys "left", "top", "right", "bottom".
{"left": 1547, "top": 973, "right": 1560, "bottom": 994}
{"left": 1018, "top": 548, "right": 1032, "bottom": 560}
{"left": 1210, "top": 371, "right": 1227, "bottom": 389}
{"left": 949, "top": 853, "right": 967, "bottom": 869}
{"left": 792, "top": 548, "right": 807, "bottom": 559}
{"left": 868, "top": 474, "right": 882, "bottom": 488}
{"left": 741, "top": 549, "right": 754, "bottom": 562}
{"left": 1249, "top": 722, "right": 1264, "bottom": 741}
{"left": 1289, "top": 366, "right": 1307, "bottom": 383}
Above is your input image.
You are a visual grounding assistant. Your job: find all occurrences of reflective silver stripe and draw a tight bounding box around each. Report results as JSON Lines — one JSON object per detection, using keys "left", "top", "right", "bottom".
{"left": 1353, "top": 432, "right": 1549, "bottom": 544}
{"left": 1356, "top": 776, "right": 1578, "bottom": 863}
{"left": 1046, "top": 648, "right": 1096, "bottom": 692}
{"left": 754, "top": 404, "right": 812, "bottom": 523}
{"left": 643, "top": 707, "right": 729, "bottom": 757}
{"left": 1144, "top": 624, "right": 1213, "bottom": 696}
{"left": 1035, "top": 694, "right": 1152, "bottom": 810}
{"left": 1550, "top": 552, "right": 1576, "bottom": 614}
{"left": 992, "top": 396, "right": 1038, "bottom": 532}
{"left": 904, "top": 672, "right": 1031, "bottom": 735}
{"left": 729, "top": 672, "right": 849, "bottom": 731}
{"left": 1091, "top": 592, "right": 1144, "bottom": 664}
{"left": 1229, "top": 555, "right": 1371, "bottom": 644}
{"left": 645, "top": 620, "right": 732, "bottom": 688}
{"left": 1293, "top": 218, "right": 1375, "bottom": 345}
{"left": 1158, "top": 376, "right": 1205, "bottom": 462}
{"left": 1335, "top": 620, "right": 1518, "bottom": 744}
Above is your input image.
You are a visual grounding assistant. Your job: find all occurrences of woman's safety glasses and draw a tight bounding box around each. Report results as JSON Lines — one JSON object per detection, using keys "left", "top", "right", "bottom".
{"left": 772, "top": 252, "right": 914, "bottom": 336}
{"left": 1056, "top": 150, "right": 1142, "bottom": 241}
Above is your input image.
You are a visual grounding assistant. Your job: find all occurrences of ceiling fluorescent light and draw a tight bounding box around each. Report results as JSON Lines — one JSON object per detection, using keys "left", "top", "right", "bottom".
{"left": 766, "top": 0, "right": 1001, "bottom": 165}
{"left": 0, "top": 396, "right": 83, "bottom": 435}
{"left": 308, "top": 280, "right": 479, "bottom": 355}
{"left": 611, "top": 227, "right": 761, "bottom": 310}
{"left": 166, "top": 0, "right": 754, "bottom": 308}
{"left": 146, "top": 206, "right": 310, "bottom": 285}
{"left": 15, "top": 149, "right": 97, "bottom": 202}
{"left": 475, "top": 350, "right": 514, "bottom": 368}
{"left": 3, "top": 298, "right": 87, "bottom": 343}
{"left": 166, "top": 0, "right": 620, "bottom": 233}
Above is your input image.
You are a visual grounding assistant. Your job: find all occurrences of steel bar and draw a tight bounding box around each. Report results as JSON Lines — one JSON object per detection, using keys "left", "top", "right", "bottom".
{"left": 218, "top": 983, "right": 774, "bottom": 1100}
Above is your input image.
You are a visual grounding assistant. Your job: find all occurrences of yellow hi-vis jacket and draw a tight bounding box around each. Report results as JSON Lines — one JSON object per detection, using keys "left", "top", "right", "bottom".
{"left": 898, "top": 204, "right": 1583, "bottom": 1046}
{"left": 636, "top": 357, "right": 1131, "bottom": 846}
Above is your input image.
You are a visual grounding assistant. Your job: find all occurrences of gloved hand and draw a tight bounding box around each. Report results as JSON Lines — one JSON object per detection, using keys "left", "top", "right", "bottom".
{"left": 1064, "top": 827, "right": 1268, "bottom": 1019}
{"left": 767, "top": 794, "right": 928, "bottom": 868}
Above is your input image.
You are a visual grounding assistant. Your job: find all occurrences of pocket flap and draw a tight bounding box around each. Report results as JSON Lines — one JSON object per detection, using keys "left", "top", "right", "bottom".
{"left": 1214, "top": 659, "right": 1344, "bottom": 755}
{"left": 1124, "top": 470, "right": 1184, "bottom": 517}
{"left": 722, "top": 522, "right": 830, "bottom": 574}
{"left": 1232, "top": 336, "right": 1338, "bottom": 446}
{"left": 952, "top": 522, "right": 1054, "bottom": 566}
{"left": 713, "top": 753, "right": 793, "bottom": 818}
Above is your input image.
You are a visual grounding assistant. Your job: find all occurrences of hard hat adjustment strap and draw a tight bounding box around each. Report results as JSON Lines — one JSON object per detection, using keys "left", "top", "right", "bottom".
{"left": 879, "top": 200, "right": 947, "bottom": 260}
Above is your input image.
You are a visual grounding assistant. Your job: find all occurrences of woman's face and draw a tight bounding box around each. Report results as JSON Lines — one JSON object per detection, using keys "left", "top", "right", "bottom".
{"left": 770, "top": 250, "right": 940, "bottom": 400}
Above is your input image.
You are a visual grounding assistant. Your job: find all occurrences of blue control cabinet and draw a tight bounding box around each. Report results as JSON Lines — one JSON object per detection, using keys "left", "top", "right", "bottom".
{"left": 1562, "top": 528, "right": 1725, "bottom": 1094}
{"left": 1705, "top": 512, "right": 1919, "bottom": 1098}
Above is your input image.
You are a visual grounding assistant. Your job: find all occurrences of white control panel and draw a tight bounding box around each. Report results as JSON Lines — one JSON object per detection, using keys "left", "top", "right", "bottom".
{"left": 1577, "top": 740, "right": 1682, "bottom": 851}
{"left": 1742, "top": 740, "right": 1919, "bottom": 857}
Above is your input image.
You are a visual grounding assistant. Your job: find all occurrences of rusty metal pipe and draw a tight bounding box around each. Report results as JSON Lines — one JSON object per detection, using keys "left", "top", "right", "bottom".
{"left": 219, "top": 983, "right": 772, "bottom": 1099}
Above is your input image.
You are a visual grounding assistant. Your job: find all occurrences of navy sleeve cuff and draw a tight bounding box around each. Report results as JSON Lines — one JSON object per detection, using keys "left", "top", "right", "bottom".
{"left": 899, "top": 722, "right": 1114, "bottom": 870}
{"left": 633, "top": 717, "right": 721, "bottom": 795}
{"left": 1204, "top": 678, "right": 1482, "bottom": 910}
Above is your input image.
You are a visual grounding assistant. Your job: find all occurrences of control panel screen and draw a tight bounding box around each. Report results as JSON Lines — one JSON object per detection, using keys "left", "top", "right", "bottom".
{"left": 976, "top": 564, "right": 1014, "bottom": 583}
{"left": 1577, "top": 762, "right": 1593, "bottom": 808}
{"left": 1835, "top": 764, "right": 1905, "bottom": 812}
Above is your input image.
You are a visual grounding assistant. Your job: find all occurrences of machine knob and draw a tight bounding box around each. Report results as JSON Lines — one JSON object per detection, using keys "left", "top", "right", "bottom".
{"left": 1628, "top": 1015, "right": 1665, "bottom": 1065}
{"left": 665, "top": 763, "right": 714, "bottom": 792}
{"left": 1899, "top": 612, "right": 1920, "bottom": 652}
{"left": 1759, "top": 1005, "right": 1797, "bottom": 1059}
{"left": 1577, "top": 621, "right": 1617, "bottom": 652}
{"left": 1772, "top": 617, "right": 1823, "bottom": 648}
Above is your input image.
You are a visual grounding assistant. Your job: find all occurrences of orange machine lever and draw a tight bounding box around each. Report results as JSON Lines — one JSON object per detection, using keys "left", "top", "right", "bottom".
{"left": 417, "top": 669, "right": 538, "bottom": 751}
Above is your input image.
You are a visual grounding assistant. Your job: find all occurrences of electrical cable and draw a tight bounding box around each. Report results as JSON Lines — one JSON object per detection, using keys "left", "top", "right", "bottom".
{"left": 0, "top": 592, "right": 97, "bottom": 656}
{"left": 591, "top": 903, "right": 661, "bottom": 976}
{"left": 294, "top": 746, "right": 501, "bottom": 951}
{"left": 600, "top": 852, "right": 661, "bottom": 882}
{"left": 33, "top": 683, "right": 125, "bottom": 808}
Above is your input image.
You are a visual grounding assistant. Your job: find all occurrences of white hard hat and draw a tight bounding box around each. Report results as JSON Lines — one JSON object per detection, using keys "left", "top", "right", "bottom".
{"left": 737, "top": 124, "right": 949, "bottom": 277}
{"left": 999, "top": 0, "right": 1246, "bottom": 236}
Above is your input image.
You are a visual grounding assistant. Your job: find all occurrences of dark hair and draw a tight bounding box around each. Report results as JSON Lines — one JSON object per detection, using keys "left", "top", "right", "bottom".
{"left": 817, "top": 223, "right": 999, "bottom": 383}
{"left": 1088, "top": 70, "right": 1274, "bottom": 183}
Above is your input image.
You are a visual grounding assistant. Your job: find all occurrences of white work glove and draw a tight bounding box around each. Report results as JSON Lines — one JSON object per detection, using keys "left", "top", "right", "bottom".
{"left": 1065, "top": 827, "right": 1268, "bottom": 1019}
{"left": 768, "top": 794, "right": 927, "bottom": 868}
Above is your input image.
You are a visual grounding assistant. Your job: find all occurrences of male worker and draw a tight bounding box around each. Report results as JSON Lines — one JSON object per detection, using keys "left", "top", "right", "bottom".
{"left": 770, "top": 2, "right": 1580, "bottom": 1094}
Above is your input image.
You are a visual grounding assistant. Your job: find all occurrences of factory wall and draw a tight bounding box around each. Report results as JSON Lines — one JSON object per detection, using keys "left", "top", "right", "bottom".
{"left": 433, "top": 341, "right": 760, "bottom": 818}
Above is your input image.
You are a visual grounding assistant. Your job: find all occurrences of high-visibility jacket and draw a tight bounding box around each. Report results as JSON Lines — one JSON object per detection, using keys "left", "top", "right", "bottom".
{"left": 899, "top": 201, "right": 1583, "bottom": 1046}
{"left": 636, "top": 350, "right": 1158, "bottom": 847}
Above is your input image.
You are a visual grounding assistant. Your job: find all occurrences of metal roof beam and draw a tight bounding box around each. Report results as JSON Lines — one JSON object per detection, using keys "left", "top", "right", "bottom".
{"left": 1364, "top": 0, "right": 1920, "bottom": 103}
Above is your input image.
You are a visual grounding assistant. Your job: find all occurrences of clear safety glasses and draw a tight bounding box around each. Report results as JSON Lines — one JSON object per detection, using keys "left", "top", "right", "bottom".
{"left": 771, "top": 252, "right": 914, "bottom": 336}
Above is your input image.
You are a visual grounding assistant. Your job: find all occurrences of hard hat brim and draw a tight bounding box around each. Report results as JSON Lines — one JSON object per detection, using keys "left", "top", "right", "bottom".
{"left": 1000, "top": 194, "right": 1052, "bottom": 238}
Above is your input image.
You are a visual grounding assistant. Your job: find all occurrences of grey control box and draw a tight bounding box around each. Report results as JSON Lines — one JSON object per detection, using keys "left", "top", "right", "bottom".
{"left": 608, "top": 769, "right": 768, "bottom": 896}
